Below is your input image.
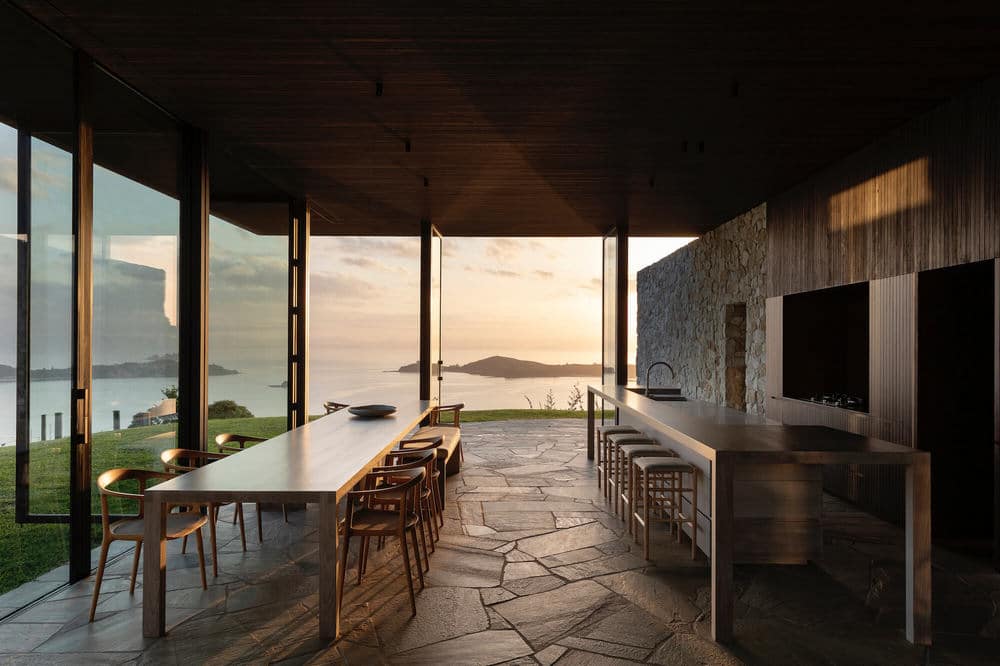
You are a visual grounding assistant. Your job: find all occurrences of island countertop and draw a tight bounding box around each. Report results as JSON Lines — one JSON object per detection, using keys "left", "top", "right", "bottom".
{"left": 589, "top": 384, "right": 924, "bottom": 465}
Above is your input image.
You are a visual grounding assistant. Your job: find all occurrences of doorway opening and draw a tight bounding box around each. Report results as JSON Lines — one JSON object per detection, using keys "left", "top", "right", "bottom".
{"left": 917, "top": 259, "right": 995, "bottom": 562}
{"left": 724, "top": 303, "right": 747, "bottom": 411}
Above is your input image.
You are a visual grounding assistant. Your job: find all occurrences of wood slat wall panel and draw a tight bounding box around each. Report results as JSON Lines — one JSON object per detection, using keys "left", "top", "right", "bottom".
{"left": 869, "top": 273, "right": 917, "bottom": 447}
{"left": 769, "top": 79, "right": 1000, "bottom": 297}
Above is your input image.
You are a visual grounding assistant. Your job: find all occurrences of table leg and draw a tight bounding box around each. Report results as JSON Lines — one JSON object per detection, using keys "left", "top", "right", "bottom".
{"left": 319, "top": 493, "right": 341, "bottom": 640}
{"left": 142, "top": 494, "right": 167, "bottom": 637}
{"left": 587, "top": 390, "right": 595, "bottom": 460}
{"left": 711, "top": 454, "right": 735, "bottom": 643}
{"left": 905, "top": 455, "right": 932, "bottom": 645}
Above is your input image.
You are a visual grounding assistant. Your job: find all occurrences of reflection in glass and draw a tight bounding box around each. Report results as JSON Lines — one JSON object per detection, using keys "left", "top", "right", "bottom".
{"left": 208, "top": 213, "right": 287, "bottom": 441}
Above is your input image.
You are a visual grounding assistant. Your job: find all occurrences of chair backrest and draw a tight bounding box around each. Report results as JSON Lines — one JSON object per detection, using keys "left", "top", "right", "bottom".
{"left": 160, "top": 447, "right": 227, "bottom": 473}
{"left": 215, "top": 432, "right": 266, "bottom": 453}
{"left": 95, "top": 468, "right": 172, "bottom": 532}
{"left": 324, "top": 401, "right": 349, "bottom": 414}
{"left": 350, "top": 467, "right": 426, "bottom": 526}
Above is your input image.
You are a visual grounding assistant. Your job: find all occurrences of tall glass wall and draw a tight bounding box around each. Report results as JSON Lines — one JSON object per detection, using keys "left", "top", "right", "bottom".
{"left": 208, "top": 210, "right": 287, "bottom": 442}
{"left": 90, "top": 68, "right": 180, "bottom": 511}
{"left": 0, "top": 1, "right": 74, "bottom": 603}
{"left": 602, "top": 232, "right": 618, "bottom": 387}
{"left": 308, "top": 236, "right": 420, "bottom": 411}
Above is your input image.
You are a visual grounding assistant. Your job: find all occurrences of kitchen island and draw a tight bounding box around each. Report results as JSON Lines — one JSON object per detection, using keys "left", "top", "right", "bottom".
{"left": 587, "top": 384, "right": 931, "bottom": 646}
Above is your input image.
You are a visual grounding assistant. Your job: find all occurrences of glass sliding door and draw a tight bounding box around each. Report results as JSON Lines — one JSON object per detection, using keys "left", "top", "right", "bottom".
{"left": 429, "top": 227, "right": 443, "bottom": 403}
{"left": 0, "top": 1, "right": 75, "bottom": 604}
{"left": 602, "top": 229, "right": 618, "bottom": 387}
{"left": 91, "top": 67, "right": 180, "bottom": 515}
{"left": 208, "top": 208, "right": 288, "bottom": 442}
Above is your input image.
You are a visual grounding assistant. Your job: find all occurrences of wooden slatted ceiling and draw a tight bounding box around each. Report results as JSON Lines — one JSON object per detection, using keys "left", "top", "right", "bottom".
{"left": 14, "top": 0, "right": 1000, "bottom": 236}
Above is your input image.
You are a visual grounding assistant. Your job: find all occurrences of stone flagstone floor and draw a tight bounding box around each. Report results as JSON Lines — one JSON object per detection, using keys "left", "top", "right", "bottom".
{"left": 1, "top": 418, "right": 999, "bottom": 664}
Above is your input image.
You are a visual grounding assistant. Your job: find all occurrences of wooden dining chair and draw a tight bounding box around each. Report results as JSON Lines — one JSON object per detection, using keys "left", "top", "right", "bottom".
{"left": 366, "top": 449, "right": 439, "bottom": 572}
{"left": 324, "top": 400, "right": 349, "bottom": 414}
{"left": 338, "top": 468, "right": 426, "bottom": 617}
{"left": 160, "top": 448, "right": 248, "bottom": 577}
{"left": 90, "top": 468, "right": 208, "bottom": 622}
{"left": 215, "top": 432, "right": 285, "bottom": 529}
{"left": 393, "top": 435, "right": 446, "bottom": 529}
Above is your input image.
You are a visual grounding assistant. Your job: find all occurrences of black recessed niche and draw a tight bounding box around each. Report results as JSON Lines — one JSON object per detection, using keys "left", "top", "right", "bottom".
{"left": 783, "top": 282, "right": 870, "bottom": 412}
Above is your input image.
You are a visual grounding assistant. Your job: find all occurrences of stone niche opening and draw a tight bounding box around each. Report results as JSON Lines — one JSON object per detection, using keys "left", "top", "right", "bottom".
{"left": 724, "top": 303, "right": 747, "bottom": 411}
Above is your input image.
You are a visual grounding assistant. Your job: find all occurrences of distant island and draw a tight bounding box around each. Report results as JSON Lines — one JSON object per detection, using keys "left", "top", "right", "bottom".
{"left": 396, "top": 355, "right": 636, "bottom": 379}
{"left": 0, "top": 354, "right": 239, "bottom": 382}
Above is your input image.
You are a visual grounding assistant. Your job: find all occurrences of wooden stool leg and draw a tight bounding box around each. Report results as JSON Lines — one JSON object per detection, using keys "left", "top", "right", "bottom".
{"left": 282, "top": 503, "right": 289, "bottom": 523}
{"left": 195, "top": 527, "right": 207, "bottom": 590}
{"left": 130, "top": 540, "right": 142, "bottom": 594}
{"left": 88, "top": 540, "right": 111, "bottom": 622}
{"left": 643, "top": 471, "right": 651, "bottom": 561}
{"left": 690, "top": 470, "right": 698, "bottom": 559}
{"left": 357, "top": 537, "right": 369, "bottom": 584}
{"left": 181, "top": 534, "right": 187, "bottom": 554}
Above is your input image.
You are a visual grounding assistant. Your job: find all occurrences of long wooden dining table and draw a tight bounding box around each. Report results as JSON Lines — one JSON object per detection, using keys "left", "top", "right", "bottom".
{"left": 142, "top": 399, "right": 434, "bottom": 639}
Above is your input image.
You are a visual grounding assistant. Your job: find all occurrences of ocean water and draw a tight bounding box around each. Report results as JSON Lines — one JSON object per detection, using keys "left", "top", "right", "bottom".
{"left": 0, "top": 359, "right": 598, "bottom": 446}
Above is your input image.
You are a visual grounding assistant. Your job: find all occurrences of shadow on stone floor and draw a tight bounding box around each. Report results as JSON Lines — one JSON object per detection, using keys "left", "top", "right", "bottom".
{"left": 1, "top": 419, "right": 998, "bottom": 665}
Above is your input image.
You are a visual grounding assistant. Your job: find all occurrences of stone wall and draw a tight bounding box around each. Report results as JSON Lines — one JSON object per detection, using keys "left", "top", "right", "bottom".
{"left": 636, "top": 204, "right": 767, "bottom": 414}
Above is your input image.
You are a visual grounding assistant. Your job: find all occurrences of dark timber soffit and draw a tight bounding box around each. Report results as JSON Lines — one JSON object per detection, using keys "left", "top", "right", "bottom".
{"left": 14, "top": 1, "right": 1000, "bottom": 237}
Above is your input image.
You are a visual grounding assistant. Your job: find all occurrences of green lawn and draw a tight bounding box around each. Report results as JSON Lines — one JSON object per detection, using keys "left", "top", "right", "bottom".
{"left": 0, "top": 408, "right": 606, "bottom": 595}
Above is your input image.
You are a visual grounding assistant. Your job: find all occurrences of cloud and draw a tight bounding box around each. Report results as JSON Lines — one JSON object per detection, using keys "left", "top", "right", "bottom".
{"left": 485, "top": 238, "right": 524, "bottom": 261}
{"left": 533, "top": 270, "right": 554, "bottom": 280}
{"left": 0, "top": 157, "right": 15, "bottom": 193}
{"left": 320, "top": 237, "right": 416, "bottom": 259}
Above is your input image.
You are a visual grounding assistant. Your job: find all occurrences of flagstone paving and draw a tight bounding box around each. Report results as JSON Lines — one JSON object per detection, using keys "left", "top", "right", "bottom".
{"left": 1, "top": 418, "right": 999, "bottom": 664}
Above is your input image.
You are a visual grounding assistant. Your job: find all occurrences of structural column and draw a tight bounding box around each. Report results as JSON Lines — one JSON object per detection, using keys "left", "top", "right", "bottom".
{"left": 288, "top": 200, "right": 310, "bottom": 429}
{"left": 70, "top": 51, "right": 94, "bottom": 582}
{"left": 177, "top": 126, "right": 209, "bottom": 450}
{"left": 14, "top": 129, "right": 31, "bottom": 522}
{"left": 419, "top": 218, "right": 432, "bottom": 401}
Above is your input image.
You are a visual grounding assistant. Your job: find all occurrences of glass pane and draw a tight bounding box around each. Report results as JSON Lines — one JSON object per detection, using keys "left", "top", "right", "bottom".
{"left": 28, "top": 137, "right": 74, "bottom": 516}
{"left": 430, "top": 231, "right": 442, "bottom": 403}
{"left": 308, "top": 236, "right": 420, "bottom": 410}
{"left": 0, "top": 0, "right": 74, "bottom": 602}
{"left": 208, "top": 210, "right": 288, "bottom": 444}
{"left": 602, "top": 233, "right": 618, "bottom": 387}
{"left": 91, "top": 68, "right": 180, "bottom": 516}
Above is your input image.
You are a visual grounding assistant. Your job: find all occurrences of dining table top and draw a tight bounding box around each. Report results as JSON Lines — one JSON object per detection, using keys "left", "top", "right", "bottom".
{"left": 145, "top": 399, "right": 435, "bottom": 502}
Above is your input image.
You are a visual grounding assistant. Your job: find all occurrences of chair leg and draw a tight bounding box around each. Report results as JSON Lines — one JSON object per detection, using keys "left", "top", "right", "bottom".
{"left": 410, "top": 526, "right": 425, "bottom": 589}
{"left": 643, "top": 472, "right": 651, "bottom": 561}
{"left": 399, "top": 530, "right": 417, "bottom": 616}
{"left": 88, "top": 540, "right": 111, "bottom": 622}
{"left": 419, "top": 503, "right": 432, "bottom": 568}
{"left": 237, "top": 502, "right": 247, "bottom": 552}
{"left": 195, "top": 527, "right": 207, "bottom": 590}
{"left": 232, "top": 504, "right": 238, "bottom": 524}
{"left": 282, "top": 503, "right": 289, "bottom": 523}
{"left": 256, "top": 502, "right": 263, "bottom": 542}
{"left": 181, "top": 534, "right": 187, "bottom": 554}
{"left": 337, "top": 532, "right": 351, "bottom": 615}
{"left": 357, "top": 537, "right": 369, "bottom": 584}
{"left": 690, "top": 471, "right": 698, "bottom": 560}
{"left": 208, "top": 504, "right": 219, "bottom": 578}
{"left": 129, "top": 540, "right": 143, "bottom": 594}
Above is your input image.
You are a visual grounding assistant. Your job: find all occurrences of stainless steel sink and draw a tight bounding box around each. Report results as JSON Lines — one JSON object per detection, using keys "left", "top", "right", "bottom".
{"left": 627, "top": 387, "right": 687, "bottom": 401}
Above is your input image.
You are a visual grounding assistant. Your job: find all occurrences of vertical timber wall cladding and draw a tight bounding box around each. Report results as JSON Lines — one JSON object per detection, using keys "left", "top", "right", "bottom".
{"left": 637, "top": 204, "right": 767, "bottom": 414}
{"left": 768, "top": 78, "right": 1000, "bottom": 296}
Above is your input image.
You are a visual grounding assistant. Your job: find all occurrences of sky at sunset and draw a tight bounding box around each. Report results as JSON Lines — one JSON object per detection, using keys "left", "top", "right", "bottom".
{"left": 1, "top": 122, "right": 694, "bottom": 373}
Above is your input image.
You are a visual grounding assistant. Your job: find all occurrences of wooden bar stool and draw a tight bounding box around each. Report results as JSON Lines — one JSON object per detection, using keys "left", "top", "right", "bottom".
{"left": 632, "top": 456, "right": 698, "bottom": 560}
{"left": 595, "top": 425, "right": 639, "bottom": 498}
{"left": 605, "top": 433, "right": 656, "bottom": 516}
{"left": 617, "top": 443, "right": 677, "bottom": 534}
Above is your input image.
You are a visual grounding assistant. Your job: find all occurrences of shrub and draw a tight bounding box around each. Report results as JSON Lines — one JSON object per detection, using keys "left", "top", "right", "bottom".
{"left": 208, "top": 400, "right": 254, "bottom": 419}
